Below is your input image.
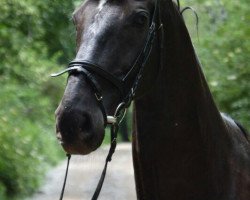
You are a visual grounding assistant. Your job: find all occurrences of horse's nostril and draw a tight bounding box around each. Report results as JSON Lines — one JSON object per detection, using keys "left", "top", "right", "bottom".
{"left": 57, "top": 110, "right": 94, "bottom": 141}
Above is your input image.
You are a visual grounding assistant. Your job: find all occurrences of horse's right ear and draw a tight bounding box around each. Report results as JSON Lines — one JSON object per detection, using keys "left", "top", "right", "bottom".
{"left": 176, "top": 0, "right": 181, "bottom": 11}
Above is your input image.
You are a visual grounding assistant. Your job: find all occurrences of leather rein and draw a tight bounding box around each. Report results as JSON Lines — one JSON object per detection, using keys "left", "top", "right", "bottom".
{"left": 51, "top": 1, "right": 162, "bottom": 199}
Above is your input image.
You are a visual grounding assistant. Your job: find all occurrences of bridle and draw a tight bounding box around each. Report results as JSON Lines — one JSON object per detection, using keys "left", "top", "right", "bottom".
{"left": 51, "top": 1, "right": 162, "bottom": 199}
{"left": 52, "top": 1, "right": 161, "bottom": 199}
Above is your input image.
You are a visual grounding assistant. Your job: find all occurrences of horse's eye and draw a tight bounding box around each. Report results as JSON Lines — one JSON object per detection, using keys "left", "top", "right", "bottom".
{"left": 134, "top": 12, "right": 149, "bottom": 26}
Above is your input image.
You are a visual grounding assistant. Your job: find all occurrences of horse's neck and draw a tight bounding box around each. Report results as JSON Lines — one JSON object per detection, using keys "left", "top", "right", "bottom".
{"left": 132, "top": 6, "right": 231, "bottom": 200}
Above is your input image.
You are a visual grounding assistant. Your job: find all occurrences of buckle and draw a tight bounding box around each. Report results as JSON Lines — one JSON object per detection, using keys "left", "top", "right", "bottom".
{"left": 95, "top": 93, "right": 103, "bottom": 101}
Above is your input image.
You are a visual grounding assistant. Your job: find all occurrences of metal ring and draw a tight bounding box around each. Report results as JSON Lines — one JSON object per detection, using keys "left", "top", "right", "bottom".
{"left": 114, "top": 102, "right": 126, "bottom": 117}
{"left": 95, "top": 93, "right": 103, "bottom": 101}
{"left": 114, "top": 102, "right": 127, "bottom": 125}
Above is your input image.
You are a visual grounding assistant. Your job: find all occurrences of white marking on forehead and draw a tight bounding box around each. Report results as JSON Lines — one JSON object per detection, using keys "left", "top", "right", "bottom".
{"left": 98, "top": 0, "right": 108, "bottom": 11}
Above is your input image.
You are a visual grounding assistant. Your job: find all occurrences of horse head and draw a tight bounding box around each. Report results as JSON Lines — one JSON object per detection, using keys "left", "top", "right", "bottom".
{"left": 54, "top": 0, "right": 159, "bottom": 155}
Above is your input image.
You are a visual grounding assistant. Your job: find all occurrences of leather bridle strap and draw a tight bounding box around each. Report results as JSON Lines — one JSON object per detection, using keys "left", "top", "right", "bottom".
{"left": 68, "top": 61, "right": 126, "bottom": 97}
{"left": 51, "top": 1, "right": 159, "bottom": 199}
{"left": 91, "top": 123, "right": 118, "bottom": 200}
{"left": 122, "top": 15, "right": 156, "bottom": 84}
{"left": 59, "top": 154, "right": 71, "bottom": 200}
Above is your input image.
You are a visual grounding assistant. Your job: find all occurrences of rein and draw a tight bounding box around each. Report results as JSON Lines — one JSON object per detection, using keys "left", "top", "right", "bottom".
{"left": 59, "top": 103, "right": 125, "bottom": 200}
{"left": 51, "top": 1, "right": 161, "bottom": 199}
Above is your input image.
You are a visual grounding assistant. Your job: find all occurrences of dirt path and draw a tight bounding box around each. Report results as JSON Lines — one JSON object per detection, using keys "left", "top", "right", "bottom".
{"left": 28, "top": 143, "right": 136, "bottom": 200}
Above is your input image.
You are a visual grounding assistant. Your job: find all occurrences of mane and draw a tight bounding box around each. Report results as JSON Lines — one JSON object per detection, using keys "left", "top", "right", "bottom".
{"left": 157, "top": 0, "right": 233, "bottom": 195}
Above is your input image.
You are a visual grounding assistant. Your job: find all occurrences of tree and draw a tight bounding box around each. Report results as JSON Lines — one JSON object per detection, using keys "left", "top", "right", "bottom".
{"left": 0, "top": 0, "right": 76, "bottom": 198}
{"left": 183, "top": 0, "right": 250, "bottom": 131}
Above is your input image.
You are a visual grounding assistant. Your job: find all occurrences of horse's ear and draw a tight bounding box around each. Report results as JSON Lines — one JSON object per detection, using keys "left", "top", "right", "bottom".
{"left": 176, "top": 0, "right": 180, "bottom": 11}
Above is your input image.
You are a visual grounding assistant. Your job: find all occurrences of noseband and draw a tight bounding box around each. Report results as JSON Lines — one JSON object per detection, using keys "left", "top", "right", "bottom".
{"left": 51, "top": 1, "right": 161, "bottom": 199}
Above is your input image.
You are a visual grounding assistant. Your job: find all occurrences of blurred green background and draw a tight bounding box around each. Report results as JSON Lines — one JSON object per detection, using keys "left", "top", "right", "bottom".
{"left": 0, "top": 0, "right": 249, "bottom": 199}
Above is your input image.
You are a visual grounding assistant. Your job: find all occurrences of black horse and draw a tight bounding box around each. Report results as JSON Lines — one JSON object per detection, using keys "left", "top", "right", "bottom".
{"left": 54, "top": 0, "right": 250, "bottom": 199}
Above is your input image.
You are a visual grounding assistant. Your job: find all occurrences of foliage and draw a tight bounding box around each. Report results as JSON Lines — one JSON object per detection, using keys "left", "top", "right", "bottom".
{"left": 183, "top": 0, "right": 250, "bottom": 131}
{"left": 0, "top": 0, "right": 75, "bottom": 198}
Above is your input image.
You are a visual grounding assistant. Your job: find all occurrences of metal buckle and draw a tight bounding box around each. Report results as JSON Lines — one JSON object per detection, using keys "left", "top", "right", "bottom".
{"left": 95, "top": 93, "right": 103, "bottom": 101}
{"left": 106, "top": 102, "right": 127, "bottom": 125}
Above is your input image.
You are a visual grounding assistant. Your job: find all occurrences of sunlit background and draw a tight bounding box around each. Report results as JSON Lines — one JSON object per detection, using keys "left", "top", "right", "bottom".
{"left": 0, "top": 0, "right": 249, "bottom": 199}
